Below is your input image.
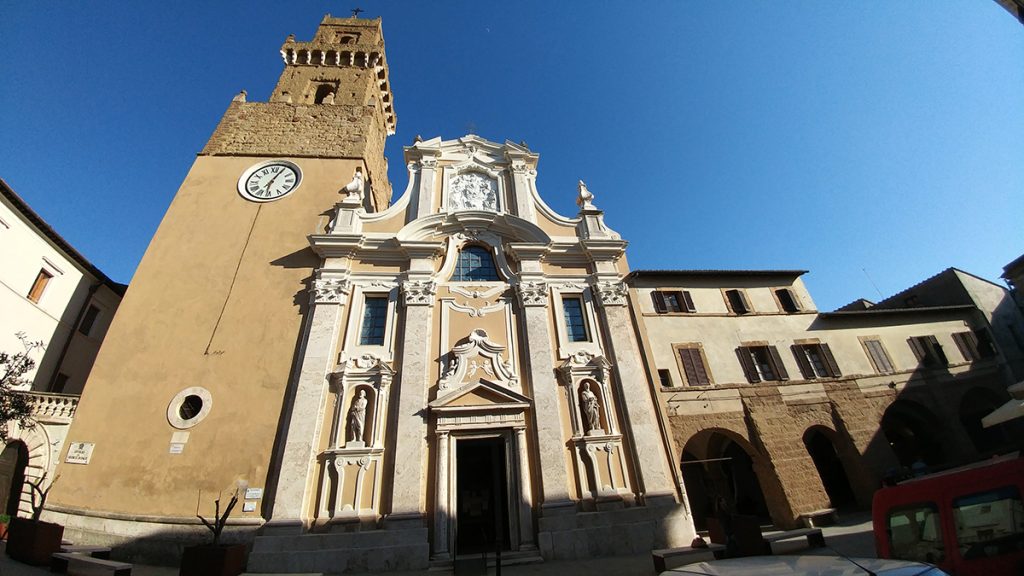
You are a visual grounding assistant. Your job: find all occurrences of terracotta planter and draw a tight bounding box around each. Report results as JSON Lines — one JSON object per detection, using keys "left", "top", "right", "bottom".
{"left": 179, "top": 543, "right": 246, "bottom": 576}
{"left": 0, "top": 521, "right": 7, "bottom": 541}
{"left": 5, "top": 518, "right": 64, "bottom": 565}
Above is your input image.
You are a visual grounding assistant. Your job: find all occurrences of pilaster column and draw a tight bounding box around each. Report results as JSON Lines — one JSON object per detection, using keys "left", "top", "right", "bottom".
{"left": 516, "top": 281, "right": 574, "bottom": 512}
{"left": 266, "top": 278, "right": 349, "bottom": 531}
{"left": 387, "top": 279, "right": 437, "bottom": 525}
{"left": 592, "top": 280, "right": 677, "bottom": 504}
{"left": 515, "top": 427, "right": 537, "bottom": 549}
{"left": 433, "top": 431, "right": 451, "bottom": 559}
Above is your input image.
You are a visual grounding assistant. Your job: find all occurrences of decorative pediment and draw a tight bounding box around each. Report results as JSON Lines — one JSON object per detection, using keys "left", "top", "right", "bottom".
{"left": 430, "top": 378, "right": 531, "bottom": 410}
{"left": 438, "top": 329, "right": 519, "bottom": 391}
{"left": 332, "top": 353, "right": 396, "bottom": 389}
{"left": 557, "top": 350, "right": 612, "bottom": 386}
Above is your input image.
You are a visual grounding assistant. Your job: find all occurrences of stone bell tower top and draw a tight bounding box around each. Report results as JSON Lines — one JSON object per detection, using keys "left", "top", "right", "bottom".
{"left": 202, "top": 14, "right": 395, "bottom": 210}
{"left": 272, "top": 15, "right": 396, "bottom": 134}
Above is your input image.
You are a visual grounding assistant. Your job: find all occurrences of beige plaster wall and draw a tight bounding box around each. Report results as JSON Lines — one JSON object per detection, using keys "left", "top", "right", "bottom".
{"left": 51, "top": 155, "right": 363, "bottom": 519}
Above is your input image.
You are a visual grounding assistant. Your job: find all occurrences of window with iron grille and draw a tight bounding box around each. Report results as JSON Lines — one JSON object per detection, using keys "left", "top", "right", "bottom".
{"left": 359, "top": 296, "right": 389, "bottom": 345}
{"left": 562, "top": 297, "right": 590, "bottom": 342}
{"left": 452, "top": 246, "right": 500, "bottom": 281}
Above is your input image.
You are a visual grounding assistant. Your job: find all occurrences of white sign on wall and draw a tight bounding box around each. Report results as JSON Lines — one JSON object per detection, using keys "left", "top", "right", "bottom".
{"left": 244, "top": 487, "right": 263, "bottom": 500}
{"left": 65, "top": 442, "right": 95, "bottom": 465}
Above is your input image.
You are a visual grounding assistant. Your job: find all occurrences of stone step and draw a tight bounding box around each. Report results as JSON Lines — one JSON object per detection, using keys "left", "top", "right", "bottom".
{"left": 251, "top": 527, "right": 422, "bottom": 553}
{"left": 247, "top": 541, "right": 430, "bottom": 574}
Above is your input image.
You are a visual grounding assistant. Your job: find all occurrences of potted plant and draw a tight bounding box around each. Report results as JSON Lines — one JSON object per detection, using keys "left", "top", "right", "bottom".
{"left": 0, "top": 514, "right": 9, "bottom": 540}
{"left": 179, "top": 490, "right": 246, "bottom": 576}
{"left": 5, "top": 472, "right": 64, "bottom": 565}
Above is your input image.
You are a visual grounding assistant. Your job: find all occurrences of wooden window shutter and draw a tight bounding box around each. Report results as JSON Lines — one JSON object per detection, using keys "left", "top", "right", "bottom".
{"left": 682, "top": 290, "right": 696, "bottom": 313}
{"left": 737, "top": 290, "right": 751, "bottom": 313}
{"left": 791, "top": 344, "right": 815, "bottom": 379}
{"left": 908, "top": 337, "right": 927, "bottom": 362}
{"left": 819, "top": 343, "right": 841, "bottom": 377}
{"left": 951, "top": 332, "right": 979, "bottom": 361}
{"left": 777, "top": 289, "right": 800, "bottom": 313}
{"left": 678, "top": 348, "right": 699, "bottom": 385}
{"left": 768, "top": 346, "right": 789, "bottom": 380}
{"left": 652, "top": 291, "right": 667, "bottom": 313}
{"left": 691, "top": 349, "right": 710, "bottom": 385}
{"left": 736, "top": 347, "right": 760, "bottom": 383}
{"left": 927, "top": 336, "right": 948, "bottom": 366}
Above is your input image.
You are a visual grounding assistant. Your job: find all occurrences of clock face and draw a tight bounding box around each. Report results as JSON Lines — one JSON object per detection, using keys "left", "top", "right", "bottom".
{"left": 237, "top": 160, "right": 302, "bottom": 202}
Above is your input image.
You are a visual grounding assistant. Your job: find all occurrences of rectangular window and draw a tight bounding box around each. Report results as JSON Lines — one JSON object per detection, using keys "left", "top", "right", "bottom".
{"left": 736, "top": 345, "right": 788, "bottom": 383}
{"left": 887, "top": 503, "right": 944, "bottom": 564}
{"left": 358, "top": 296, "right": 389, "bottom": 346}
{"left": 863, "top": 339, "right": 895, "bottom": 374}
{"left": 724, "top": 289, "right": 751, "bottom": 314}
{"left": 562, "top": 297, "right": 589, "bottom": 342}
{"left": 676, "top": 346, "right": 712, "bottom": 386}
{"left": 952, "top": 331, "right": 982, "bottom": 361}
{"left": 791, "top": 343, "right": 841, "bottom": 379}
{"left": 27, "top": 269, "right": 52, "bottom": 303}
{"left": 953, "top": 486, "right": 1024, "bottom": 561}
{"left": 78, "top": 305, "right": 101, "bottom": 336}
{"left": 775, "top": 288, "right": 801, "bottom": 313}
{"left": 657, "top": 369, "right": 672, "bottom": 388}
{"left": 908, "top": 335, "right": 948, "bottom": 368}
{"left": 652, "top": 290, "right": 696, "bottom": 314}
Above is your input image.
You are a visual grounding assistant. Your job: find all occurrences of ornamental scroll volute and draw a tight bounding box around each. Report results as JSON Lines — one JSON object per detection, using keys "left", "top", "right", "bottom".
{"left": 438, "top": 329, "right": 519, "bottom": 392}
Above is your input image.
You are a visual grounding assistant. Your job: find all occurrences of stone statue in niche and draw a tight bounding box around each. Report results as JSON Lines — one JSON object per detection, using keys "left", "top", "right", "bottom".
{"left": 448, "top": 172, "right": 498, "bottom": 212}
{"left": 347, "top": 389, "right": 368, "bottom": 445}
{"left": 581, "top": 382, "right": 602, "bottom": 434}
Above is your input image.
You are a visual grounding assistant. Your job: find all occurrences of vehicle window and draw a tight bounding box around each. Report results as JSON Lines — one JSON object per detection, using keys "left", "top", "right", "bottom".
{"left": 888, "top": 503, "right": 945, "bottom": 564}
{"left": 953, "top": 485, "right": 1024, "bottom": 560}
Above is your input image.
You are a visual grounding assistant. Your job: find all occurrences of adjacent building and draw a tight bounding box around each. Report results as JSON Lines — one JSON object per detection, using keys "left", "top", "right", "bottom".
{"left": 0, "top": 178, "right": 125, "bottom": 518}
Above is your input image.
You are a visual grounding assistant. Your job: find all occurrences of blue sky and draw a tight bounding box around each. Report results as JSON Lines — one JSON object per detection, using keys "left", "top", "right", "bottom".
{"left": 2, "top": 1, "right": 1021, "bottom": 310}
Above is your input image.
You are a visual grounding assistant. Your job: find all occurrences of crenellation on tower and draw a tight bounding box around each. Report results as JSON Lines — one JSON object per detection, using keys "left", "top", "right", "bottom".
{"left": 201, "top": 15, "right": 395, "bottom": 210}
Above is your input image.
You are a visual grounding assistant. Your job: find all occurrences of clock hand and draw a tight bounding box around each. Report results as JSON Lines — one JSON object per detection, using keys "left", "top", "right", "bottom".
{"left": 263, "top": 170, "right": 284, "bottom": 193}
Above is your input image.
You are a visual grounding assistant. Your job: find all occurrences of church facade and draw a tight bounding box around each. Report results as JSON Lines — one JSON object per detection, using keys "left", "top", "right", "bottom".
{"left": 38, "top": 14, "right": 1021, "bottom": 572}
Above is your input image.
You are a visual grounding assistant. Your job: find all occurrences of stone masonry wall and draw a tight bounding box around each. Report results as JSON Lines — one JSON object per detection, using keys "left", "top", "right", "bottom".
{"left": 201, "top": 101, "right": 392, "bottom": 209}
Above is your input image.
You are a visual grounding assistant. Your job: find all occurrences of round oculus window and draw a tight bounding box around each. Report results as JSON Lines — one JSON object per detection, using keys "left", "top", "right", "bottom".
{"left": 167, "top": 387, "right": 213, "bottom": 429}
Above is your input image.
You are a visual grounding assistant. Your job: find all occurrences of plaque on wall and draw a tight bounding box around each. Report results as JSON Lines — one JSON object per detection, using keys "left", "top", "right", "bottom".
{"left": 242, "top": 501, "right": 257, "bottom": 513}
{"left": 245, "top": 487, "right": 264, "bottom": 500}
{"left": 65, "top": 442, "right": 95, "bottom": 465}
{"left": 169, "top": 443, "right": 185, "bottom": 454}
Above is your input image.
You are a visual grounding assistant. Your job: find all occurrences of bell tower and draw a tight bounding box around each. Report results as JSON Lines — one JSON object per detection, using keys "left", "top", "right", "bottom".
{"left": 49, "top": 14, "right": 398, "bottom": 540}
{"left": 203, "top": 15, "right": 396, "bottom": 210}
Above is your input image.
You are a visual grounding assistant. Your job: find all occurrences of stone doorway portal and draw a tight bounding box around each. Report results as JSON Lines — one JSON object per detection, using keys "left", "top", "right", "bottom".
{"left": 0, "top": 441, "right": 29, "bottom": 517}
{"left": 455, "top": 436, "right": 510, "bottom": 555}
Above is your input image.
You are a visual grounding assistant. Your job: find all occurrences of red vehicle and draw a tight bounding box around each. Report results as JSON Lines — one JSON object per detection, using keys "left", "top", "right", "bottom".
{"left": 873, "top": 455, "right": 1024, "bottom": 575}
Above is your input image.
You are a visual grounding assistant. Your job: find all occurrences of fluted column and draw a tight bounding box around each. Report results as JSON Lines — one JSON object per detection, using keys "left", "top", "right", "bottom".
{"left": 266, "top": 278, "right": 349, "bottom": 532}
{"left": 516, "top": 281, "right": 574, "bottom": 512}
{"left": 386, "top": 279, "right": 437, "bottom": 525}
{"left": 592, "top": 280, "right": 677, "bottom": 504}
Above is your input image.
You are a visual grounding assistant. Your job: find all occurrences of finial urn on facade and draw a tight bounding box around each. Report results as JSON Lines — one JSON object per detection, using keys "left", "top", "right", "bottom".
{"left": 232, "top": 90, "right": 247, "bottom": 103}
{"left": 341, "top": 167, "right": 365, "bottom": 202}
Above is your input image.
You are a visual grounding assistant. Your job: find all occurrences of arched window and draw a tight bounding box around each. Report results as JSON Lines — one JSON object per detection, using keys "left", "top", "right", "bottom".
{"left": 452, "top": 246, "right": 499, "bottom": 281}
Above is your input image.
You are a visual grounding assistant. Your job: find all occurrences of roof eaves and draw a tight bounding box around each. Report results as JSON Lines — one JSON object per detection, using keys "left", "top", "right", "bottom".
{"left": 0, "top": 177, "right": 125, "bottom": 295}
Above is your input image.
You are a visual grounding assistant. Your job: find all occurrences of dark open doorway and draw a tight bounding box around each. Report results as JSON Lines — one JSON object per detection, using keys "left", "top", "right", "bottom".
{"left": 455, "top": 437, "right": 510, "bottom": 555}
{"left": 0, "top": 441, "right": 29, "bottom": 517}
{"left": 803, "top": 427, "right": 857, "bottom": 511}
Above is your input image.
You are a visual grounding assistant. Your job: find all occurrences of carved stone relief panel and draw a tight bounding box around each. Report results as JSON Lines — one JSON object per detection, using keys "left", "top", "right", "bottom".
{"left": 448, "top": 172, "right": 498, "bottom": 213}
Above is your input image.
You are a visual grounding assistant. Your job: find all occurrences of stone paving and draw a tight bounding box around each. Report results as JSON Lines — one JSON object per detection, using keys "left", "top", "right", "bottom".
{"left": 0, "top": 512, "right": 876, "bottom": 576}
